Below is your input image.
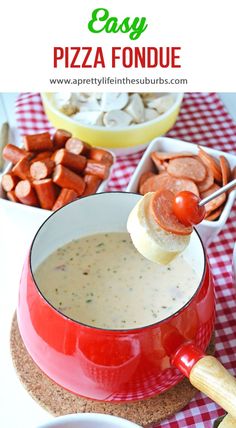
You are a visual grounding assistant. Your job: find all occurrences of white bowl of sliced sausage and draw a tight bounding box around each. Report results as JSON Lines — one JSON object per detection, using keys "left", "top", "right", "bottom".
{"left": 126, "top": 137, "right": 236, "bottom": 246}
{"left": 0, "top": 129, "right": 115, "bottom": 231}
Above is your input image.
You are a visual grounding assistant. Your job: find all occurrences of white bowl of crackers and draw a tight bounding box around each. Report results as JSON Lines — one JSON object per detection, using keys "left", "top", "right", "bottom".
{"left": 127, "top": 137, "right": 236, "bottom": 246}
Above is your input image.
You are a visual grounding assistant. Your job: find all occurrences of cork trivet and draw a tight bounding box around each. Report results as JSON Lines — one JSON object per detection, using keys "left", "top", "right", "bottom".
{"left": 10, "top": 314, "right": 215, "bottom": 427}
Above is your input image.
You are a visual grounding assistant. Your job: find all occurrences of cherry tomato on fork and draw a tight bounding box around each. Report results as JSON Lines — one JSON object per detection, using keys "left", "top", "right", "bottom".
{"left": 173, "top": 191, "right": 206, "bottom": 226}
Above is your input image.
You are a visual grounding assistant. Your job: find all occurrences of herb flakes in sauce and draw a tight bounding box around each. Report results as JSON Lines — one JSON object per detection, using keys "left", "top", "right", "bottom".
{"left": 35, "top": 232, "right": 199, "bottom": 330}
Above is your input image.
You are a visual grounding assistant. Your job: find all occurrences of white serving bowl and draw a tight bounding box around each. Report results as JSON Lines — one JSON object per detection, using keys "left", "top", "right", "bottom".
{"left": 0, "top": 148, "right": 115, "bottom": 232}
{"left": 37, "top": 413, "right": 141, "bottom": 428}
{"left": 126, "top": 137, "right": 236, "bottom": 247}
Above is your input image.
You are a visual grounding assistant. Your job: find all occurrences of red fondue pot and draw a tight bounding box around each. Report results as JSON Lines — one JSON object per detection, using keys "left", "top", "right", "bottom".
{"left": 17, "top": 192, "right": 236, "bottom": 416}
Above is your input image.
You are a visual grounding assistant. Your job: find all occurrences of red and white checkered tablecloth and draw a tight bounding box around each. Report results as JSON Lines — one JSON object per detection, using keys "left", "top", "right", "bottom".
{"left": 15, "top": 93, "right": 236, "bottom": 428}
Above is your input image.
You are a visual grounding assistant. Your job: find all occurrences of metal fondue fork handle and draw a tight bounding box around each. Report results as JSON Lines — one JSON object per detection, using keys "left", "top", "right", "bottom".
{"left": 198, "top": 178, "right": 236, "bottom": 207}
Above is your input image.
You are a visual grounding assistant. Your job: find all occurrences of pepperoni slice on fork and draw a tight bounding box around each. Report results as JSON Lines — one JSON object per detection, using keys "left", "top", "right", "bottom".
{"left": 150, "top": 189, "right": 193, "bottom": 235}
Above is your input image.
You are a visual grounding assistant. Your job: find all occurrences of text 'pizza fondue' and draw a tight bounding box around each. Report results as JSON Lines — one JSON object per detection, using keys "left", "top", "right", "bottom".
{"left": 35, "top": 232, "right": 199, "bottom": 329}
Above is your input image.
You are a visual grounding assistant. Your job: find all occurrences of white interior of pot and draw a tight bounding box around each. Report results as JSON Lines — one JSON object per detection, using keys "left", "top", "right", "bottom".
{"left": 31, "top": 192, "right": 205, "bottom": 282}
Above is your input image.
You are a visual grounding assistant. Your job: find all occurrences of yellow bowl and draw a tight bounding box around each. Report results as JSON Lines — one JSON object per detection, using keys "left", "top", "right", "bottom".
{"left": 41, "top": 93, "right": 184, "bottom": 155}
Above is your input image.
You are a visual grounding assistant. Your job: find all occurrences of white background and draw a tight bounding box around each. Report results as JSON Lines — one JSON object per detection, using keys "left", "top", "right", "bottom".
{"left": 0, "top": 0, "right": 236, "bottom": 91}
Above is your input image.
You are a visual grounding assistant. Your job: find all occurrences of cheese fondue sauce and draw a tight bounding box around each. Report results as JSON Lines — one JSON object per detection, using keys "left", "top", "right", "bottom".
{"left": 35, "top": 232, "right": 199, "bottom": 329}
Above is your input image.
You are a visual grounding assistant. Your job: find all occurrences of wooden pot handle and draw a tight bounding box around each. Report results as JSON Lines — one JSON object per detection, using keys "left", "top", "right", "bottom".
{"left": 189, "top": 356, "right": 236, "bottom": 419}
{"left": 217, "top": 415, "right": 236, "bottom": 428}
{"left": 216, "top": 414, "right": 236, "bottom": 428}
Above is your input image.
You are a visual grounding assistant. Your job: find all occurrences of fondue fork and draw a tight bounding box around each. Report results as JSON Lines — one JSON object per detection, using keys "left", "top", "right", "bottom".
{"left": 173, "top": 177, "right": 236, "bottom": 227}
{"left": 199, "top": 178, "right": 236, "bottom": 207}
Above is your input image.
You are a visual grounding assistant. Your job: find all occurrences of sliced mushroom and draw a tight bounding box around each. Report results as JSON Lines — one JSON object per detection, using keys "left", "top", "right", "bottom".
{"left": 140, "top": 92, "right": 160, "bottom": 102}
{"left": 53, "top": 93, "right": 77, "bottom": 116}
{"left": 72, "top": 111, "right": 104, "bottom": 126}
{"left": 101, "top": 93, "right": 129, "bottom": 112}
{"left": 103, "top": 110, "right": 133, "bottom": 127}
{"left": 147, "top": 95, "right": 174, "bottom": 114}
{"left": 92, "top": 93, "right": 103, "bottom": 101}
{"left": 73, "top": 93, "right": 91, "bottom": 102}
{"left": 125, "top": 94, "right": 144, "bottom": 123}
{"left": 54, "top": 92, "right": 176, "bottom": 126}
{"left": 143, "top": 108, "right": 159, "bottom": 122}
{"left": 141, "top": 92, "right": 168, "bottom": 99}
{"left": 53, "top": 92, "right": 71, "bottom": 105}
{"left": 79, "top": 98, "right": 101, "bottom": 112}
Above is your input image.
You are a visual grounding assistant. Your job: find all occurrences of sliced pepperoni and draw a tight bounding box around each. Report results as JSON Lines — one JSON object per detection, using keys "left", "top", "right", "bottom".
{"left": 231, "top": 166, "right": 236, "bottom": 192}
{"left": 141, "top": 172, "right": 199, "bottom": 196}
{"left": 233, "top": 166, "right": 236, "bottom": 179}
{"left": 200, "top": 184, "right": 226, "bottom": 213}
{"left": 151, "top": 153, "right": 168, "bottom": 172}
{"left": 198, "top": 147, "right": 222, "bottom": 183}
{"left": 198, "top": 167, "right": 214, "bottom": 193}
{"left": 150, "top": 189, "right": 192, "bottom": 235}
{"left": 164, "top": 175, "right": 199, "bottom": 195}
{"left": 167, "top": 157, "right": 206, "bottom": 183}
{"left": 205, "top": 206, "right": 223, "bottom": 221}
{"left": 140, "top": 173, "right": 167, "bottom": 194}
{"left": 150, "top": 151, "right": 193, "bottom": 161}
{"left": 163, "top": 161, "right": 169, "bottom": 169}
{"left": 219, "top": 155, "right": 231, "bottom": 186}
{"left": 139, "top": 171, "right": 156, "bottom": 194}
